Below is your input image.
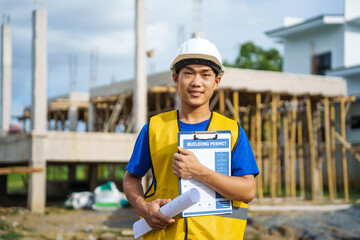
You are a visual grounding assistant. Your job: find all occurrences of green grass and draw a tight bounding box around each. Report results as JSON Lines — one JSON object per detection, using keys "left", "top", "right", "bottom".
{"left": 0, "top": 231, "right": 24, "bottom": 240}
{"left": 7, "top": 174, "right": 27, "bottom": 193}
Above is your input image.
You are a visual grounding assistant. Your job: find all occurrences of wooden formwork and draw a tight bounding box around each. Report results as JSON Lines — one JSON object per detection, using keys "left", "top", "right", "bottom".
{"left": 15, "top": 84, "right": 358, "bottom": 203}
{"left": 88, "top": 87, "right": 359, "bottom": 203}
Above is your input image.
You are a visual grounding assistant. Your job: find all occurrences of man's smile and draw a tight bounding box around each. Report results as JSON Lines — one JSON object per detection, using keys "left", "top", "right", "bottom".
{"left": 188, "top": 89, "right": 204, "bottom": 97}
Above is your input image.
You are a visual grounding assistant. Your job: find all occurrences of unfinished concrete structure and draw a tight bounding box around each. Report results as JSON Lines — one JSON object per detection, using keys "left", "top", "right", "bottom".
{"left": 1, "top": 4, "right": 359, "bottom": 214}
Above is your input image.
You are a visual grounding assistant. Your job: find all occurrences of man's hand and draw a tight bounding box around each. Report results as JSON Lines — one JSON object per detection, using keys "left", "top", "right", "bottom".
{"left": 172, "top": 146, "right": 203, "bottom": 179}
{"left": 136, "top": 198, "right": 175, "bottom": 230}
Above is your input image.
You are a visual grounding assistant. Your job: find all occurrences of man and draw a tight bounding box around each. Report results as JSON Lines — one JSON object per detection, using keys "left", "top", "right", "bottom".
{"left": 123, "top": 38, "right": 259, "bottom": 239}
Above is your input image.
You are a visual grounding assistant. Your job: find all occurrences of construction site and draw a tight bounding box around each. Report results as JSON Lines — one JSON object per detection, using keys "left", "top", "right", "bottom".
{"left": 1, "top": 0, "right": 360, "bottom": 239}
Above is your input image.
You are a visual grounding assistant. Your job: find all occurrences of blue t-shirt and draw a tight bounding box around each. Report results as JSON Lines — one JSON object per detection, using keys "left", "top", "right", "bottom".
{"left": 126, "top": 119, "right": 259, "bottom": 178}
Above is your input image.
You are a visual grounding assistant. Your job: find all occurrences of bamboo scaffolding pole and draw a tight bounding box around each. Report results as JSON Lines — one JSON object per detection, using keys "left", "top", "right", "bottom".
{"left": 335, "top": 132, "right": 360, "bottom": 162}
{"left": 233, "top": 91, "right": 239, "bottom": 122}
{"left": 271, "top": 94, "right": 278, "bottom": 202}
{"left": 277, "top": 110, "right": 282, "bottom": 196}
{"left": 340, "top": 98, "right": 349, "bottom": 201}
{"left": 290, "top": 96, "right": 298, "bottom": 200}
{"left": 264, "top": 111, "right": 270, "bottom": 193}
{"left": 298, "top": 119, "right": 305, "bottom": 199}
{"left": 256, "top": 93, "right": 263, "bottom": 202}
{"left": 324, "top": 97, "right": 335, "bottom": 200}
{"left": 166, "top": 91, "right": 171, "bottom": 109}
{"left": 156, "top": 92, "right": 161, "bottom": 111}
{"left": 244, "top": 110, "right": 249, "bottom": 136}
{"left": 306, "top": 96, "right": 317, "bottom": 201}
{"left": 315, "top": 103, "right": 323, "bottom": 199}
{"left": 283, "top": 106, "right": 290, "bottom": 197}
{"left": 330, "top": 101, "right": 337, "bottom": 198}
{"left": 54, "top": 111, "right": 58, "bottom": 130}
{"left": 251, "top": 108, "right": 256, "bottom": 150}
{"left": 219, "top": 90, "right": 225, "bottom": 114}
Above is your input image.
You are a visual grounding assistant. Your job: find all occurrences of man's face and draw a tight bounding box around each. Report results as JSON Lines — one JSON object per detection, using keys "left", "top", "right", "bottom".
{"left": 173, "top": 64, "right": 221, "bottom": 109}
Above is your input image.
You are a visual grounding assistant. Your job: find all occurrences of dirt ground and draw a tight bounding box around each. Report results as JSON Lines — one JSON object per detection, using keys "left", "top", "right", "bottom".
{"left": 1, "top": 204, "right": 360, "bottom": 240}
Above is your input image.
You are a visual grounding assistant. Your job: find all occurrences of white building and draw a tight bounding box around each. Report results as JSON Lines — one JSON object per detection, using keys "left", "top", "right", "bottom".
{"left": 266, "top": 0, "right": 360, "bottom": 144}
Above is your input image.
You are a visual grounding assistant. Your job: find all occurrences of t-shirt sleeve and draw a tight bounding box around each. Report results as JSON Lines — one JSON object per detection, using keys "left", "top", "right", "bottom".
{"left": 231, "top": 126, "right": 259, "bottom": 177}
{"left": 126, "top": 122, "right": 151, "bottom": 177}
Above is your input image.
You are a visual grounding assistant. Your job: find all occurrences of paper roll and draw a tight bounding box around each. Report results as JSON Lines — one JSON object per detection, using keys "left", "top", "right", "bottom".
{"left": 133, "top": 188, "right": 200, "bottom": 239}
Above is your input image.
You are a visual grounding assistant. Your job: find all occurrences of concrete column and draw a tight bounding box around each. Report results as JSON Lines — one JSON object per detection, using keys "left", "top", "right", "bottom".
{"left": 1, "top": 22, "right": 12, "bottom": 136}
{"left": 31, "top": 10, "right": 47, "bottom": 133}
{"left": 87, "top": 103, "right": 94, "bottom": 132}
{"left": 28, "top": 9, "right": 47, "bottom": 214}
{"left": 68, "top": 105, "right": 78, "bottom": 131}
{"left": 134, "top": 0, "right": 147, "bottom": 133}
{"left": 28, "top": 133, "right": 46, "bottom": 213}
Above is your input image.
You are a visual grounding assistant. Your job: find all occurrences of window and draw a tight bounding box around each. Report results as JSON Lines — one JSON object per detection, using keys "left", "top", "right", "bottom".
{"left": 312, "top": 52, "right": 331, "bottom": 75}
{"left": 350, "top": 115, "right": 360, "bottom": 129}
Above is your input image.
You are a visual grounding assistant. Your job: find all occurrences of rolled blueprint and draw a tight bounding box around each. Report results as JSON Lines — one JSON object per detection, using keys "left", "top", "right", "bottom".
{"left": 133, "top": 188, "right": 200, "bottom": 239}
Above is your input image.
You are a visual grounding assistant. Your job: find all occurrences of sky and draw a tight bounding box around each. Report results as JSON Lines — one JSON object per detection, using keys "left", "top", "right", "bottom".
{"left": 0, "top": 0, "right": 344, "bottom": 119}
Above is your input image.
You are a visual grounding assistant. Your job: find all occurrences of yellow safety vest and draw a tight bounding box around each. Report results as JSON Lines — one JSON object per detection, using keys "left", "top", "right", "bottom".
{"left": 144, "top": 110, "right": 248, "bottom": 240}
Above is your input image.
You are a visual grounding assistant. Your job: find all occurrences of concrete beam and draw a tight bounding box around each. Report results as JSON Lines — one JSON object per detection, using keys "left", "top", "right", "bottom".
{"left": 0, "top": 134, "right": 31, "bottom": 163}
{"left": 1, "top": 23, "right": 12, "bottom": 136}
{"left": 45, "top": 131, "right": 136, "bottom": 162}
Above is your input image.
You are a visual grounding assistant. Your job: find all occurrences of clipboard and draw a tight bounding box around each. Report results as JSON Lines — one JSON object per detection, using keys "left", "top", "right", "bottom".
{"left": 178, "top": 130, "right": 233, "bottom": 217}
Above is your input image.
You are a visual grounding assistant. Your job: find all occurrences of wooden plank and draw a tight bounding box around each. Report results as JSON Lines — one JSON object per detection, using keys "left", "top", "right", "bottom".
{"left": 271, "top": 94, "right": 278, "bottom": 202}
{"left": 0, "top": 167, "right": 43, "bottom": 175}
{"left": 306, "top": 96, "right": 317, "bottom": 201}
{"left": 290, "top": 96, "right": 297, "bottom": 201}
{"left": 233, "top": 91, "right": 239, "bottom": 122}
{"left": 340, "top": 98, "right": 349, "bottom": 201}
{"left": 297, "top": 119, "right": 305, "bottom": 199}
{"left": 330, "top": 101, "right": 337, "bottom": 198}
{"left": 150, "top": 86, "right": 177, "bottom": 93}
{"left": 256, "top": 93, "right": 263, "bottom": 203}
{"left": 324, "top": 97, "right": 334, "bottom": 200}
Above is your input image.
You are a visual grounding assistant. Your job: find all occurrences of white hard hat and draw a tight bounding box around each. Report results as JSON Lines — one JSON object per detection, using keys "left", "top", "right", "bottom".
{"left": 170, "top": 38, "right": 225, "bottom": 76}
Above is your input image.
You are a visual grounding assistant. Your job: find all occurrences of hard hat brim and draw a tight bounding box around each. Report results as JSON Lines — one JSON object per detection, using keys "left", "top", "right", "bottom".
{"left": 170, "top": 53, "right": 224, "bottom": 77}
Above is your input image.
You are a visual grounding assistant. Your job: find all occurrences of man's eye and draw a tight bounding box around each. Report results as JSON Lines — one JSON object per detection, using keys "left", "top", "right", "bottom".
{"left": 184, "top": 72, "right": 192, "bottom": 75}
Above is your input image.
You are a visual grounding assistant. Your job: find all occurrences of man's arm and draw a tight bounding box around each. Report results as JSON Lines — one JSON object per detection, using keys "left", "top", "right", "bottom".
{"left": 172, "top": 147, "right": 256, "bottom": 202}
{"left": 123, "top": 171, "right": 175, "bottom": 230}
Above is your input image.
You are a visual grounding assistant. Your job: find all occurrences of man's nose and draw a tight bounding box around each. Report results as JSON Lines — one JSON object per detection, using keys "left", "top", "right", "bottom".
{"left": 191, "top": 74, "right": 202, "bottom": 86}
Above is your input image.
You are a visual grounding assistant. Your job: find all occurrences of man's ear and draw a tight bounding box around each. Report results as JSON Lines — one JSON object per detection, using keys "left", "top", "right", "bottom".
{"left": 172, "top": 73, "right": 179, "bottom": 85}
{"left": 214, "top": 76, "right": 221, "bottom": 90}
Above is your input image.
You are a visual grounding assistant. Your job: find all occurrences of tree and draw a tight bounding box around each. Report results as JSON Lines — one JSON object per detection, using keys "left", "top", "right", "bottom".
{"left": 224, "top": 41, "right": 282, "bottom": 72}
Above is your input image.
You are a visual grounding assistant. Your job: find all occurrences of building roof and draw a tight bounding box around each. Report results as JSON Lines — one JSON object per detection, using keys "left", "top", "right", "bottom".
{"left": 326, "top": 64, "right": 360, "bottom": 77}
{"left": 90, "top": 67, "right": 347, "bottom": 98}
{"left": 266, "top": 14, "right": 345, "bottom": 38}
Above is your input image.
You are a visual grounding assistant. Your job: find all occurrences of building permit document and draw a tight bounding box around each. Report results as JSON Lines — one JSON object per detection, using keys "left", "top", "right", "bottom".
{"left": 178, "top": 131, "right": 233, "bottom": 217}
